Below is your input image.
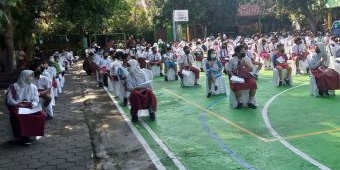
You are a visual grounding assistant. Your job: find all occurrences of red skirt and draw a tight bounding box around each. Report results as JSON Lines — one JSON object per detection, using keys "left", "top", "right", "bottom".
{"left": 230, "top": 77, "right": 257, "bottom": 91}
{"left": 312, "top": 69, "right": 340, "bottom": 91}
{"left": 8, "top": 106, "right": 46, "bottom": 138}
{"left": 129, "top": 89, "right": 157, "bottom": 117}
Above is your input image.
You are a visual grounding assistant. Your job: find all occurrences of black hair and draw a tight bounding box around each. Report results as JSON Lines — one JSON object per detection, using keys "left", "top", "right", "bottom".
{"left": 207, "top": 49, "right": 215, "bottom": 61}
{"left": 234, "top": 45, "right": 244, "bottom": 54}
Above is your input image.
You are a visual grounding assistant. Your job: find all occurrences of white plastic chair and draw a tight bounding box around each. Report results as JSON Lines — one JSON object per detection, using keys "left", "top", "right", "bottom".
{"left": 229, "top": 89, "right": 256, "bottom": 108}
{"left": 334, "top": 59, "right": 340, "bottom": 74}
{"left": 310, "top": 74, "right": 335, "bottom": 97}
{"left": 167, "top": 67, "right": 176, "bottom": 81}
{"left": 151, "top": 65, "right": 161, "bottom": 77}
{"left": 181, "top": 70, "right": 195, "bottom": 87}
{"left": 272, "top": 68, "right": 293, "bottom": 86}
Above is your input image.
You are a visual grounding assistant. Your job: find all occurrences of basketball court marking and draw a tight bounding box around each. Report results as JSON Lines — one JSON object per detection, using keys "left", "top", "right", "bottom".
{"left": 104, "top": 87, "right": 167, "bottom": 170}
{"left": 261, "top": 83, "right": 331, "bottom": 170}
{"left": 162, "top": 88, "right": 269, "bottom": 142}
{"left": 200, "top": 99, "right": 257, "bottom": 170}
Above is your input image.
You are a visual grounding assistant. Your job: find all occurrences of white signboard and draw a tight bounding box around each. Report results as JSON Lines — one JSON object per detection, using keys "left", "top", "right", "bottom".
{"left": 173, "top": 10, "right": 189, "bottom": 22}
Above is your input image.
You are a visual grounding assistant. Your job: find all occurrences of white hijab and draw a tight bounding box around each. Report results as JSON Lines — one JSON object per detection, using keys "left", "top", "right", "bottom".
{"left": 14, "top": 70, "right": 36, "bottom": 102}
{"left": 126, "top": 59, "right": 147, "bottom": 89}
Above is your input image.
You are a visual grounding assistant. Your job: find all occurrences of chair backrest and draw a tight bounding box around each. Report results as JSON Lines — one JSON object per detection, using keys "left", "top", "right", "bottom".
{"left": 142, "top": 69, "right": 153, "bottom": 81}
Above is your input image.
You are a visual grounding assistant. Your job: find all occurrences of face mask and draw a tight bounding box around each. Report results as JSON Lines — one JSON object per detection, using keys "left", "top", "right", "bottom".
{"left": 211, "top": 54, "right": 217, "bottom": 58}
{"left": 315, "top": 49, "right": 321, "bottom": 54}
{"left": 185, "top": 50, "right": 190, "bottom": 55}
{"left": 153, "top": 51, "right": 157, "bottom": 54}
{"left": 28, "top": 76, "right": 34, "bottom": 83}
{"left": 50, "top": 58, "right": 54, "bottom": 62}
{"left": 279, "top": 49, "right": 285, "bottom": 53}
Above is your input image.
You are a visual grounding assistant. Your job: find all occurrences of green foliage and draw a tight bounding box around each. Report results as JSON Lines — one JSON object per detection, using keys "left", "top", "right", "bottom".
{"left": 273, "top": 0, "right": 326, "bottom": 32}
{"left": 155, "top": 0, "right": 239, "bottom": 33}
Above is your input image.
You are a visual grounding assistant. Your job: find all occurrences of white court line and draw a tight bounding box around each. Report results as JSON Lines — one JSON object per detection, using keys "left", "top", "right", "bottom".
{"left": 140, "top": 119, "right": 187, "bottom": 170}
{"left": 103, "top": 87, "right": 166, "bottom": 170}
{"left": 261, "top": 83, "right": 331, "bottom": 170}
{"left": 104, "top": 87, "right": 187, "bottom": 170}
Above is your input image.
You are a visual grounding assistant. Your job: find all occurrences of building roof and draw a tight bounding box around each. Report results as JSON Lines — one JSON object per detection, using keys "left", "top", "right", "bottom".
{"left": 326, "top": 0, "right": 340, "bottom": 8}
{"left": 237, "top": 4, "right": 270, "bottom": 17}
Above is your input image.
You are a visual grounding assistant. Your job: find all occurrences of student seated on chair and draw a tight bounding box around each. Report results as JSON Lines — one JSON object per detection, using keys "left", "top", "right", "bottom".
{"left": 178, "top": 46, "right": 200, "bottom": 86}
{"left": 273, "top": 44, "right": 292, "bottom": 86}
{"left": 206, "top": 49, "right": 223, "bottom": 98}
{"left": 162, "top": 47, "right": 178, "bottom": 81}
{"left": 310, "top": 42, "right": 340, "bottom": 96}
{"left": 126, "top": 59, "right": 157, "bottom": 122}
{"left": 5, "top": 70, "right": 46, "bottom": 146}
{"left": 147, "top": 47, "right": 163, "bottom": 76}
{"left": 291, "top": 37, "right": 308, "bottom": 74}
{"left": 225, "top": 45, "right": 257, "bottom": 109}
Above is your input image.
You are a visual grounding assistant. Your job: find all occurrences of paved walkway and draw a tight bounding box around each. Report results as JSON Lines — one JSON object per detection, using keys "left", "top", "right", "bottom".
{"left": 0, "top": 65, "right": 94, "bottom": 170}
{"left": 0, "top": 62, "right": 156, "bottom": 170}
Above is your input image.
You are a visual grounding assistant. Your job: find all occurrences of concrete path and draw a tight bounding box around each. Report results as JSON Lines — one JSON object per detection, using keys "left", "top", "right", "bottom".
{"left": 0, "top": 62, "right": 156, "bottom": 170}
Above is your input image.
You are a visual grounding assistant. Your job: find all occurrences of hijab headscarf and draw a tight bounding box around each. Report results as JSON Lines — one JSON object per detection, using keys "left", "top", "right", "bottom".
{"left": 127, "top": 59, "right": 144, "bottom": 78}
{"left": 15, "top": 70, "right": 35, "bottom": 101}
{"left": 6, "top": 70, "right": 39, "bottom": 106}
{"left": 126, "top": 59, "right": 147, "bottom": 89}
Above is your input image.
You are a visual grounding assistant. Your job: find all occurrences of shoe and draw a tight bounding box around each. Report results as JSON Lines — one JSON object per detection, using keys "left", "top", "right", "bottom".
{"left": 123, "top": 98, "right": 128, "bottom": 107}
{"left": 149, "top": 112, "right": 156, "bottom": 121}
{"left": 200, "top": 68, "right": 204, "bottom": 72}
{"left": 318, "top": 90, "right": 324, "bottom": 96}
{"left": 284, "top": 78, "right": 290, "bottom": 85}
{"left": 279, "top": 80, "right": 283, "bottom": 86}
{"left": 236, "top": 103, "right": 243, "bottom": 109}
{"left": 20, "top": 137, "right": 32, "bottom": 146}
{"left": 175, "top": 75, "right": 178, "bottom": 80}
{"left": 98, "top": 82, "right": 103, "bottom": 87}
{"left": 164, "top": 76, "right": 168, "bottom": 81}
{"left": 46, "top": 115, "right": 53, "bottom": 120}
{"left": 296, "top": 69, "right": 301, "bottom": 75}
{"left": 194, "top": 83, "right": 200, "bottom": 86}
{"left": 214, "top": 86, "right": 218, "bottom": 91}
{"left": 207, "top": 92, "right": 212, "bottom": 98}
{"left": 325, "top": 91, "right": 330, "bottom": 96}
{"left": 131, "top": 116, "right": 138, "bottom": 122}
{"left": 247, "top": 103, "right": 257, "bottom": 109}
{"left": 160, "top": 73, "right": 164, "bottom": 77}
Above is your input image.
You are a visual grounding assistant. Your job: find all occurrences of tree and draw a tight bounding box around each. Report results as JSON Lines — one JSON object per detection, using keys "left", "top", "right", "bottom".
{"left": 273, "top": 0, "right": 327, "bottom": 33}
{"left": 0, "top": 0, "right": 21, "bottom": 72}
{"left": 155, "top": 0, "right": 239, "bottom": 38}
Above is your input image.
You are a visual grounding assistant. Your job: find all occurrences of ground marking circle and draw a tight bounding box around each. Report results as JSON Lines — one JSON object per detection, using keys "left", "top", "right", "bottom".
{"left": 261, "top": 83, "right": 331, "bottom": 170}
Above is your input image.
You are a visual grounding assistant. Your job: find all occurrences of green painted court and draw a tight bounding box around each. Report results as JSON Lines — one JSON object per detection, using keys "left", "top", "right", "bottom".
{"left": 109, "top": 70, "right": 340, "bottom": 170}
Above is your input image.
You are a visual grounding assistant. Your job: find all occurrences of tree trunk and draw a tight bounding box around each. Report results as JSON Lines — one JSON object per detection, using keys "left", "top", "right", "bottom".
{"left": 3, "top": 7, "right": 15, "bottom": 72}
{"left": 301, "top": 5, "right": 317, "bottom": 34}
{"left": 197, "top": 23, "right": 208, "bottom": 39}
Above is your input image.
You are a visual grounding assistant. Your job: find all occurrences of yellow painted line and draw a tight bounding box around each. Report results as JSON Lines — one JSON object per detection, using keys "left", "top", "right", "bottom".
{"left": 268, "top": 127, "right": 340, "bottom": 142}
{"left": 162, "top": 88, "right": 270, "bottom": 142}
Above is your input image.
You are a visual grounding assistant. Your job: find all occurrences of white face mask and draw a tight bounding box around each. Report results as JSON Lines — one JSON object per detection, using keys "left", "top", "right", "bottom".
{"left": 50, "top": 58, "right": 54, "bottom": 62}
{"left": 28, "top": 76, "right": 34, "bottom": 83}
{"left": 211, "top": 54, "right": 217, "bottom": 58}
